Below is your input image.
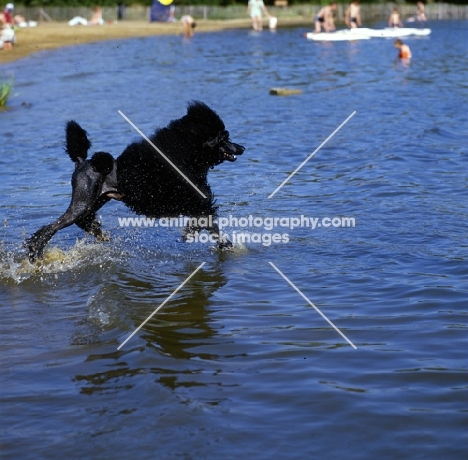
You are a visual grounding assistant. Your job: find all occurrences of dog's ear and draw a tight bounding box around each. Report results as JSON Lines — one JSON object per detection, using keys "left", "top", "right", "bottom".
{"left": 66, "top": 120, "right": 91, "bottom": 163}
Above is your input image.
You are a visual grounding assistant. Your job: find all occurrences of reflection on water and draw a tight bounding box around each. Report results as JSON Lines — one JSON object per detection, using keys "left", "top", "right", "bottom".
{"left": 1, "top": 20, "right": 468, "bottom": 459}
{"left": 76, "top": 263, "right": 228, "bottom": 397}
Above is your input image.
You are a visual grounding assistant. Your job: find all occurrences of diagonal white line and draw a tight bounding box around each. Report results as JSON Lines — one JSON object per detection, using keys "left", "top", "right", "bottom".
{"left": 117, "top": 262, "right": 206, "bottom": 350}
{"left": 268, "top": 111, "right": 356, "bottom": 199}
{"left": 269, "top": 262, "right": 357, "bottom": 349}
{"left": 118, "top": 110, "right": 207, "bottom": 199}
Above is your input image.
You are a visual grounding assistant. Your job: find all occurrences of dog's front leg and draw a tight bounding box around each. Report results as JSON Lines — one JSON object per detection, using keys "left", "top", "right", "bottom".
{"left": 209, "top": 222, "right": 233, "bottom": 250}
{"left": 183, "top": 221, "right": 233, "bottom": 250}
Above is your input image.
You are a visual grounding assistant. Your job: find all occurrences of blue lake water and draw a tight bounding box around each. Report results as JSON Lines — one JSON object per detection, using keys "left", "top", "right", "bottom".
{"left": 1, "top": 20, "right": 467, "bottom": 458}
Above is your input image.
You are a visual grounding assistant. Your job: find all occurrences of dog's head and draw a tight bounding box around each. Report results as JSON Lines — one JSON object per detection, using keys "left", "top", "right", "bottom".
{"left": 184, "top": 101, "right": 245, "bottom": 168}
{"left": 202, "top": 129, "right": 245, "bottom": 166}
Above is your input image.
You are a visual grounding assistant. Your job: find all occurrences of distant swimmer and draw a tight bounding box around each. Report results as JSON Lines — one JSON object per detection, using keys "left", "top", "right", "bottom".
{"left": 314, "top": 2, "right": 337, "bottom": 33}
{"left": 345, "top": 0, "right": 362, "bottom": 29}
{"left": 394, "top": 39, "right": 412, "bottom": 59}
{"left": 388, "top": 7, "right": 403, "bottom": 28}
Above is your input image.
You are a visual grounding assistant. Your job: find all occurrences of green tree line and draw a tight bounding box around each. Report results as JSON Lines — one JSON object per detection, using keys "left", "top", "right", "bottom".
{"left": 12, "top": 0, "right": 468, "bottom": 8}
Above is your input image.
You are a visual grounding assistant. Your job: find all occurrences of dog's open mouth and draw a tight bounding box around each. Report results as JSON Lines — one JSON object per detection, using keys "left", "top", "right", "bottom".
{"left": 221, "top": 142, "right": 244, "bottom": 162}
{"left": 223, "top": 152, "right": 237, "bottom": 162}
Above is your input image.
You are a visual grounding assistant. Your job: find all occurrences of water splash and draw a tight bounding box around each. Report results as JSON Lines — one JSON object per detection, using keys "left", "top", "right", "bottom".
{"left": 0, "top": 239, "right": 123, "bottom": 284}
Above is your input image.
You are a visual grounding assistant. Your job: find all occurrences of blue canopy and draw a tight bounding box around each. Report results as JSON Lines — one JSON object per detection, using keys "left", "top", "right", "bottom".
{"left": 150, "top": 0, "right": 174, "bottom": 22}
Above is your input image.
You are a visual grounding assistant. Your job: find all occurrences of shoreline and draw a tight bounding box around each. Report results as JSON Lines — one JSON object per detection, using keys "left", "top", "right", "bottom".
{"left": 0, "top": 18, "right": 311, "bottom": 65}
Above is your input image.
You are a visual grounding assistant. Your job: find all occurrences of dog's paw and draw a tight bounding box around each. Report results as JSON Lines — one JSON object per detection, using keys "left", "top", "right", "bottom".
{"left": 182, "top": 227, "right": 200, "bottom": 242}
{"left": 25, "top": 226, "right": 53, "bottom": 263}
{"left": 25, "top": 240, "right": 43, "bottom": 263}
{"left": 96, "top": 231, "right": 111, "bottom": 243}
{"left": 217, "top": 239, "right": 234, "bottom": 251}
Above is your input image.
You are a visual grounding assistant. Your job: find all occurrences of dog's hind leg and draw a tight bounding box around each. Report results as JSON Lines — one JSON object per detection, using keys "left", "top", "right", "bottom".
{"left": 27, "top": 197, "right": 110, "bottom": 262}
{"left": 26, "top": 153, "right": 114, "bottom": 262}
{"left": 26, "top": 206, "right": 93, "bottom": 262}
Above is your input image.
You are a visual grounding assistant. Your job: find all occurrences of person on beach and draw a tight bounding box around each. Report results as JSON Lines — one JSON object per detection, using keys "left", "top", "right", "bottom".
{"left": 388, "top": 7, "right": 403, "bottom": 28}
{"left": 394, "top": 38, "right": 411, "bottom": 59}
{"left": 0, "top": 4, "right": 34, "bottom": 28}
{"left": 345, "top": 0, "right": 362, "bottom": 28}
{"left": 314, "top": 2, "right": 337, "bottom": 33}
{"left": 117, "top": 2, "right": 125, "bottom": 21}
{"left": 247, "top": 0, "right": 270, "bottom": 31}
{"left": 181, "top": 14, "right": 196, "bottom": 38}
{"left": 0, "top": 3, "right": 13, "bottom": 25}
{"left": 68, "top": 6, "right": 104, "bottom": 26}
{"left": 0, "top": 22, "right": 15, "bottom": 50}
{"left": 88, "top": 6, "right": 104, "bottom": 25}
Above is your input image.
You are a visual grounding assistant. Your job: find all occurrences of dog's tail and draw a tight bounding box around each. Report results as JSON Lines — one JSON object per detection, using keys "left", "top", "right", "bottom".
{"left": 65, "top": 120, "right": 91, "bottom": 163}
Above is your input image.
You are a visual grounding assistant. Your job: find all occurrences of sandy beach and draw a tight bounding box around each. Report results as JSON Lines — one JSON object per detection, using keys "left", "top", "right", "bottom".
{"left": 0, "top": 18, "right": 310, "bottom": 65}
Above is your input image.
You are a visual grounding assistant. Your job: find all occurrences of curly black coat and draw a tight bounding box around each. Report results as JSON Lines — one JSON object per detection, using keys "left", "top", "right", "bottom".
{"left": 26, "top": 101, "right": 245, "bottom": 262}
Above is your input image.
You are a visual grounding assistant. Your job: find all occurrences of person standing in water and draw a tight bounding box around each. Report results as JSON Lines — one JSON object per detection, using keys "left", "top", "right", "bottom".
{"left": 181, "top": 14, "right": 196, "bottom": 38}
{"left": 416, "top": 1, "right": 427, "bottom": 21}
{"left": 314, "top": 2, "right": 337, "bottom": 33}
{"left": 247, "top": 0, "right": 270, "bottom": 31}
{"left": 345, "top": 0, "right": 362, "bottom": 29}
{"left": 388, "top": 7, "right": 403, "bottom": 28}
{"left": 394, "top": 39, "right": 412, "bottom": 59}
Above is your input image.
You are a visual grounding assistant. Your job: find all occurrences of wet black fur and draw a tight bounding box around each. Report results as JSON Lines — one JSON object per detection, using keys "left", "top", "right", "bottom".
{"left": 26, "top": 101, "right": 245, "bottom": 262}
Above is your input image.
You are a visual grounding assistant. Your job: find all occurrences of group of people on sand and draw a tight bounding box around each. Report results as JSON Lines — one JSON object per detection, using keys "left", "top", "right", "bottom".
{"left": 67, "top": 4, "right": 196, "bottom": 38}
{"left": 0, "top": 0, "right": 273, "bottom": 39}
{"left": 0, "top": 0, "right": 37, "bottom": 46}
{"left": 0, "top": 3, "right": 29, "bottom": 27}
{"left": 1, "top": 2, "right": 40, "bottom": 51}
{"left": 68, "top": 6, "right": 104, "bottom": 26}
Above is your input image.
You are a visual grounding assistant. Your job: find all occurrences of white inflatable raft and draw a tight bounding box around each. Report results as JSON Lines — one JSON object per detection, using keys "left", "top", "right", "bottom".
{"left": 305, "top": 30, "right": 370, "bottom": 41}
{"left": 306, "top": 27, "right": 431, "bottom": 41}
{"left": 361, "top": 27, "right": 431, "bottom": 38}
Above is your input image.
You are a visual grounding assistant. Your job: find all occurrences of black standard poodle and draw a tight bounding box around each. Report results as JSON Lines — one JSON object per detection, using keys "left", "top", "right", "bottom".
{"left": 26, "top": 101, "right": 245, "bottom": 262}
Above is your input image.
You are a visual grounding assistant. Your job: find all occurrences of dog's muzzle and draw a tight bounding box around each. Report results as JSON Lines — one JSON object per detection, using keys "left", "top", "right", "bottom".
{"left": 223, "top": 143, "right": 245, "bottom": 162}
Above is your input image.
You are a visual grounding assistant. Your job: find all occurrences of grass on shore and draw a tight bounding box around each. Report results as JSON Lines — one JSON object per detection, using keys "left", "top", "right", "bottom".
{"left": 0, "top": 78, "right": 13, "bottom": 107}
